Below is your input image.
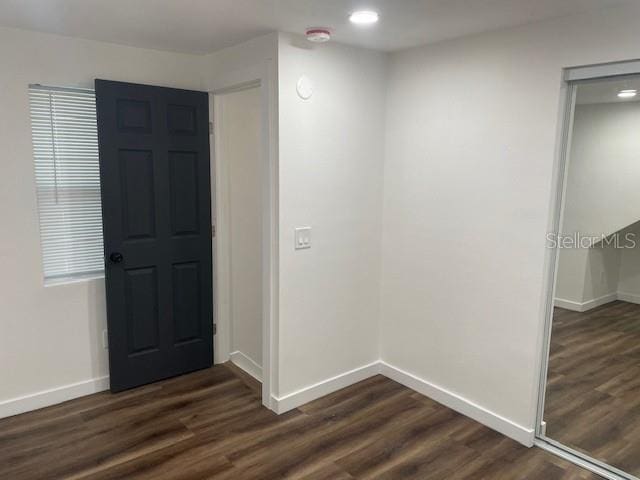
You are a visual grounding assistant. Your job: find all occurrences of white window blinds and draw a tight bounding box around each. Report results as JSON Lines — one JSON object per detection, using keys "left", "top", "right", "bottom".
{"left": 29, "top": 85, "right": 104, "bottom": 281}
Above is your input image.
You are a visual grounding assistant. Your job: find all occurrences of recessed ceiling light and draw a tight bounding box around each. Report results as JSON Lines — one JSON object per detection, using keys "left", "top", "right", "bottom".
{"left": 349, "top": 10, "right": 379, "bottom": 25}
{"left": 618, "top": 89, "right": 637, "bottom": 99}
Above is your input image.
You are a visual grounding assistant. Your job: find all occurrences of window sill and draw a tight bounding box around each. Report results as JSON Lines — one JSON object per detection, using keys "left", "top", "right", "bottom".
{"left": 44, "top": 272, "right": 105, "bottom": 287}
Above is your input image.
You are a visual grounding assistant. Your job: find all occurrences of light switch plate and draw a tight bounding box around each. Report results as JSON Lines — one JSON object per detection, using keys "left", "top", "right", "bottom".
{"left": 295, "top": 227, "right": 311, "bottom": 250}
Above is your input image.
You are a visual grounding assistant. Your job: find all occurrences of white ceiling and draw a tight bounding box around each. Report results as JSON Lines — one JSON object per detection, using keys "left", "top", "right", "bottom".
{"left": 0, "top": 0, "right": 629, "bottom": 55}
{"left": 576, "top": 77, "right": 640, "bottom": 105}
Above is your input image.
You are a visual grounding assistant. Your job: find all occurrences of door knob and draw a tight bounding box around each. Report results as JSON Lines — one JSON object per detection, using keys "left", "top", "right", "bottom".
{"left": 109, "top": 252, "right": 124, "bottom": 264}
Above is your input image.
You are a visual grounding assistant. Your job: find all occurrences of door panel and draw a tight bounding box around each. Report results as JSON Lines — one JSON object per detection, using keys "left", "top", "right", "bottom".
{"left": 172, "top": 262, "right": 202, "bottom": 344}
{"left": 120, "top": 149, "right": 156, "bottom": 240}
{"left": 124, "top": 267, "right": 159, "bottom": 355}
{"left": 117, "top": 99, "right": 152, "bottom": 133}
{"left": 169, "top": 151, "right": 200, "bottom": 236}
{"left": 167, "top": 104, "right": 198, "bottom": 135}
{"left": 96, "top": 79, "right": 213, "bottom": 392}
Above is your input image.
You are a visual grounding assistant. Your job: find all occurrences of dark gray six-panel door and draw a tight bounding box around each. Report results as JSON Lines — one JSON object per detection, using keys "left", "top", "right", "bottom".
{"left": 96, "top": 80, "right": 213, "bottom": 392}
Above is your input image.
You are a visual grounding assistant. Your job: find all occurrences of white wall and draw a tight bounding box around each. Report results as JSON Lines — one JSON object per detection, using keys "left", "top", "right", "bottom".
{"left": 276, "top": 33, "right": 386, "bottom": 398}
{"left": 220, "top": 87, "right": 263, "bottom": 374}
{"left": 0, "top": 26, "right": 206, "bottom": 411}
{"left": 556, "top": 101, "right": 640, "bottom": 306}
{"left": 618, "top": 226, "right": 640, "bottom": 302}
{"left": 203, "top": 33, "right": 277, "bottom": 83}
{"left": 379, "top": 2, "right": 640, "bottom": 435}
{"left": 555, "top": 245, "right": 621, "bottom": 307}
{"left": 563, "top": 103, "right": 640, "bottom": 238}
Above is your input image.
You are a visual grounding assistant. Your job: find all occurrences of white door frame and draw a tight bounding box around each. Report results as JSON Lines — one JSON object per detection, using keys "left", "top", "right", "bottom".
{"left": 208, "top": 61, "right": 278, "bottom": 411}
{"left": 533, "top": 59, "right": 640, "bottom": 480}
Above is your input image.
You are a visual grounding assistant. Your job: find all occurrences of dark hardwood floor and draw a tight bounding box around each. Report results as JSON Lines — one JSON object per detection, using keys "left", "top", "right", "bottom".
{"left": 545, "top": 300, "right": 640, "bottom": 476}
{"left": 0, "top": 364, "right": 600, "bottom": 480}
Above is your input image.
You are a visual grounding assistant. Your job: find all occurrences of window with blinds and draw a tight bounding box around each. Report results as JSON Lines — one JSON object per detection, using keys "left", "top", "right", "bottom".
{"left": 29, "top": 85, "right": 104, "bottom": 282}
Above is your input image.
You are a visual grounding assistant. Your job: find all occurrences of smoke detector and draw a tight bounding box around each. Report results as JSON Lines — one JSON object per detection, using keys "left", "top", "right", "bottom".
{"left": 306, "top": 28, "right": 331, "bottom": 43}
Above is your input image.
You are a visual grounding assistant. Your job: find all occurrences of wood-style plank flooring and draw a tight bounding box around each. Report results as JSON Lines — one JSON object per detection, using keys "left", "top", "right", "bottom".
{"left": 545, "top": 300, "right": 640, "bottom": 476}
{"left": 0, "top": 364, "right": 600, "bottom": 479}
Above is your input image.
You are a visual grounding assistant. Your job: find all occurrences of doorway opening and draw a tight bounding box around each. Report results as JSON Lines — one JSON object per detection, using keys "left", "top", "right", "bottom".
{"left": 211, "top": 71, "right": 275, "bottom": 409}
{"left": 215, "top": 85, "right": 263, "bottom": 383}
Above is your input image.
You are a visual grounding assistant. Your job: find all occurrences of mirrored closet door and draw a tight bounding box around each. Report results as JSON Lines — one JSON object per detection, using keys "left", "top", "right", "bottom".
{"left": 539, "top": 72, "right": 640, "bottom": 480}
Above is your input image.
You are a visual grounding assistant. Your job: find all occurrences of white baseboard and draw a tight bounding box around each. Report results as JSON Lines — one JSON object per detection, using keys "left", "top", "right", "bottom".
{"left": 1, "top": 361, "right": 535, "bottom": 449}
{"left": 270, "top": 360, "right": 532, "bottom": 447}
{"left": 554, "top": 293, "right": 617, "bottom": 312}
{"left": 555, "top": 291, "right": 640, "bottom": 312}
{"left": 579, "top": 293, "right": 618, "bottom": 311}
{"left": 271, "top": 361, "right": 381, "bottom": 414}
{"left": 230, "top": 350, "right": 263, "bottom": 382}
{"left": 616, "top": 291, "right": 640, "bottom": 305}
{"left": 378, "top": 361, "right": 534, "bottom": 447}
{"left": 553, "top": 297, "right": 585, "bottom": 311}
{"left": 0, "top": 376, "right": 109, "bottom": 420}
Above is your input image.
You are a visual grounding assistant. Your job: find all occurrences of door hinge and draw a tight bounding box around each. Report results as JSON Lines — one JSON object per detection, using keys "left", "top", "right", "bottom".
{"left": 213, "top": 323, "right": 217, "bottom": 335}
{"left": 209, "top": 121, "right": 213, "bottom": 134}
{"left": 212, "top": 225, "right": 216, "bottom": 238}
